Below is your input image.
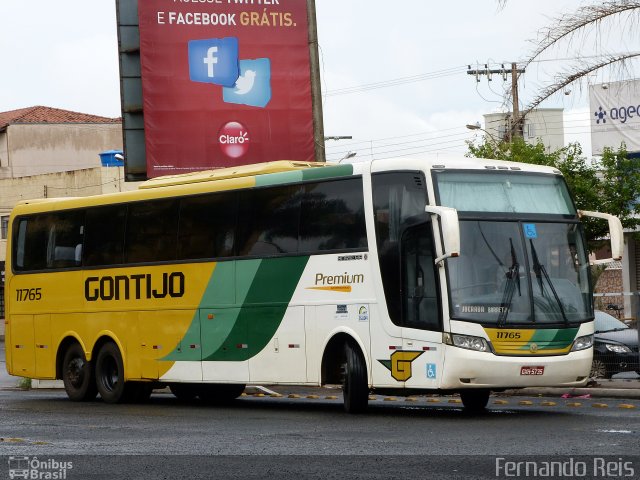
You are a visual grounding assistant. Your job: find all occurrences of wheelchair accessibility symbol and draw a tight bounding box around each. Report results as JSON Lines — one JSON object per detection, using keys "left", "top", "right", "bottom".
{"left": 426, "top": 363, "right": 437, "bottom": 379}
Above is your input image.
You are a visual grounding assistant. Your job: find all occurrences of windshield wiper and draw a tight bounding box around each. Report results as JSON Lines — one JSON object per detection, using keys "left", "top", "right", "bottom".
{"left": 529, "top": 239, "right": 569, "bottom": 324}
{"left": 595, "top": 328, "right": 627, "bottom": 334}
{"left": 497, "top": 238, "right": 521, "bottom": 327}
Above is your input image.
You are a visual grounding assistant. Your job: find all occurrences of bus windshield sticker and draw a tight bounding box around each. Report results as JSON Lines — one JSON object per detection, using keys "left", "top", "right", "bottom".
{"left": 523, "top": 223, "right": 538, "bottom": 239}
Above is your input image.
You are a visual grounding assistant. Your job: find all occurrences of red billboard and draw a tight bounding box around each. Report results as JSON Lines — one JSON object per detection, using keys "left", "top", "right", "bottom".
{"left": 138, "top": 0, "right": 316, "bottom": 178}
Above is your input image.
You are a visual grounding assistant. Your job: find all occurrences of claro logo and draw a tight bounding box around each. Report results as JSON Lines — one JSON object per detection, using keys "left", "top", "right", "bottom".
{"left": 594, "top": 104, "right": 640, "bottom": 124}
{"left": 85, "top": 272, "right": 185, "bottom": 301}
{"left": 218, "top": 121, "right": 250, "bottom": 158}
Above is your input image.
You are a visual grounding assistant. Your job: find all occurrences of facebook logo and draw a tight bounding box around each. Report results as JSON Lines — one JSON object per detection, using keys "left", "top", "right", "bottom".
{"left": 223, "top": 58, "right": 272, "bottom": 108}
{"left": 188, "top": 37, "right": 239, "bottom": 87}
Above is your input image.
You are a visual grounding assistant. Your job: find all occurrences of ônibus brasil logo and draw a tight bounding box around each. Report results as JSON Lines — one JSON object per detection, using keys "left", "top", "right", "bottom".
{"left": 218, "top": 121, "right": 250, "bottom": 159}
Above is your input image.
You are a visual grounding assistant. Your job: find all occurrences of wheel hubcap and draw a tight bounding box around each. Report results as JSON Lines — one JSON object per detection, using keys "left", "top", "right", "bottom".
{"left": 102, "top": 357, "right": 119, "bottom": 392}
{"left": 67, "top": 358, "right": 84, "bottom": 387}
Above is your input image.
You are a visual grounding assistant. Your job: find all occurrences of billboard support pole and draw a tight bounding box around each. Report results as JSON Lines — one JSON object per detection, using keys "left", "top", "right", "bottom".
{"left": 307, "top": 0, "right": 326, "bottom": 162}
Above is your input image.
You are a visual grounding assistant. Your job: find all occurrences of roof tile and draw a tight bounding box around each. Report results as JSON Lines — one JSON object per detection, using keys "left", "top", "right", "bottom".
{"left": 0, "top": 106, "right": 120, "bottom": 130}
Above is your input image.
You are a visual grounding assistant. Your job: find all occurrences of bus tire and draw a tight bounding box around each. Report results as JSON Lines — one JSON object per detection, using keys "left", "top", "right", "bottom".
{"left": 198, "top": 384, "right": 246, "bottom": 404}
{"left": 95, "top": 342, "right": 128, "bottom": 404}
{"left": 62, "top": 343, "right": 98, "bottom": 402}
{"left": 343, "top": 343, "right": 368, "bottom": 414}
{"left": 460, "top": 389, "right": 490, "bottom": 412}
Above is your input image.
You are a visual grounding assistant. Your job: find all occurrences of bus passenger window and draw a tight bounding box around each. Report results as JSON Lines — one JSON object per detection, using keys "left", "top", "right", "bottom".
{"left": 178, "top": 192, "right": 237, "bottom": 260}
{"left": 84, "top": 206, "right": 126, "bottom": 266}
{"left": 236, "top": 185, "right": 301, "bottom": 256}
{"left": 299, "top": 178, "right": 367, "bottom": 253}
{"left": 126, "top": 200, "right": 179, "bottom": 264}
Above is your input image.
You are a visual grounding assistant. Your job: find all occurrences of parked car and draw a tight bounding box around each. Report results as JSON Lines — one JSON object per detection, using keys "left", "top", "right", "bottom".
{"left": 591, "top": 310, "right": 639, "bottom": 379}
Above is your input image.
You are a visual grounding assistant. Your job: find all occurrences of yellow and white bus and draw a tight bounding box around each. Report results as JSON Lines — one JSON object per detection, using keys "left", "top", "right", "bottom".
{"left": 4, "top": 158, "right": 623, "bottom": 412}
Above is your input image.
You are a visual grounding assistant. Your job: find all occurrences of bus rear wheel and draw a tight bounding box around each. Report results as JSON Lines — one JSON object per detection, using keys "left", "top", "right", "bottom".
{"left": 342, "top": 343, "right": 369, "bottom": 414}
{"left": 95, "top": 342, "right": 128, "bottom": 404}
{"left": 460, "top": 389, "right": 490, "bottom": 412}
{"left": 62, "top": 343, "right": 98, "bottom": 402}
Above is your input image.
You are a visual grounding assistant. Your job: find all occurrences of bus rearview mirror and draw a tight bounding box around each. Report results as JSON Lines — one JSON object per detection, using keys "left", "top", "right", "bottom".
{"left": 578, "top": 210, "right": 624, "bottom": 265}
{"left": 425, "top": 205, "right": 460, "bottom": 264}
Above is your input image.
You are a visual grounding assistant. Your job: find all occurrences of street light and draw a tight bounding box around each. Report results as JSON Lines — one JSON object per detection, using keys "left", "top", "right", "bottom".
{"left": 324, "top": 136, "right": 353, "bottom": 141}
{"left": 466, "top": 123, "right": 502, "bottom": 152}
{"left": 338, "top": 151, "right": 357, "bottom": 163}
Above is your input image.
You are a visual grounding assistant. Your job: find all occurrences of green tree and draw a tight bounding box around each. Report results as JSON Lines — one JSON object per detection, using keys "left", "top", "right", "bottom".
{"left": 466, "top": 137, "right": 640, "bottom": 249}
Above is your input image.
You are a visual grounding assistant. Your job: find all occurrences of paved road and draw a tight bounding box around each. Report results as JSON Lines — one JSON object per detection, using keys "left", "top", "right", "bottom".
{"left": 0, "top": 388, "right": 638, "bottom": 478}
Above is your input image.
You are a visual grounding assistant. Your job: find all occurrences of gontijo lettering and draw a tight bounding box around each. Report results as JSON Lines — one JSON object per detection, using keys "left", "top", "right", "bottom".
{"left": 85, "top": 273, "right": 185, "bottom": 301}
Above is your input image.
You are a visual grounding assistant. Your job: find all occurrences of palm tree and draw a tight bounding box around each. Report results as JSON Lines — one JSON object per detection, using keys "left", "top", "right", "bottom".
{"left": 500, "top": 1, "right": 640, "bottom": 122}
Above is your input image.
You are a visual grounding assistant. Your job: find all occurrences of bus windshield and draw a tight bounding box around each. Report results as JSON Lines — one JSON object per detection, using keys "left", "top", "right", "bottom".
{"left": 434, "top": 171, "right": 591, "bottom": 325}
{"left": 436, "top": 171, "right": 576, "bottom": 215}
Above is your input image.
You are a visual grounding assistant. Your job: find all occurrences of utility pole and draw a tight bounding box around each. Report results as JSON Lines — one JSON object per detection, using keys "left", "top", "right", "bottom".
{"left": 467, "top": 62, "right": 526, "bottom": 140}
{"left": 307, "top": 0, "right": 326, "bottom": 162}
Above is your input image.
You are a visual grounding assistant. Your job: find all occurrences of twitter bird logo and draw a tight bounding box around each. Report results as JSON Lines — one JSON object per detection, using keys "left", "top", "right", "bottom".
{"left": 234, "top": 70, "right": 257, "bottom": 95}
{"left": 223, "top": 58, "right": 271, "bottom": 108}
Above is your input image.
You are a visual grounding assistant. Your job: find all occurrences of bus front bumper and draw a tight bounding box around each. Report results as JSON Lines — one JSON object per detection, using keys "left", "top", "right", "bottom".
{"left": 439, "top": 345, "right": 592, "bottom": 390}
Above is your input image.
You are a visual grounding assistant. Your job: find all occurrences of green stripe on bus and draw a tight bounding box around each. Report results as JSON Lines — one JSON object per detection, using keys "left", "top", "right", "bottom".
{"left": 254, "top": 164, "right": 354, "bottom": 188}
{"left": 203, "top": 256, "right": 309, "bottom": 361}
{"left": 521, "top": 328, "right": 579, "bottom": 351}
{"left": 164, "top": 257, "right": 309, "bottom": 362}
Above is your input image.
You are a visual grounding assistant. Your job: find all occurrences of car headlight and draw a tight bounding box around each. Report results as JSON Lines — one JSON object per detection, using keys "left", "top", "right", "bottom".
{"left": 571, "top": 335, "right": 593, "bottom": 352}
{"left": 604, "top": 343, "right": 632, "bottom": 354}
{"left": 444, "top": 333, "right": 490, "bottom": 352}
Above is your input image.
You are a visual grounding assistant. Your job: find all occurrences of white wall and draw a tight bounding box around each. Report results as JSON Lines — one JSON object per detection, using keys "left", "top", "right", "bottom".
{"left": 0, "top": 123, "right": 122, "bottom": 179}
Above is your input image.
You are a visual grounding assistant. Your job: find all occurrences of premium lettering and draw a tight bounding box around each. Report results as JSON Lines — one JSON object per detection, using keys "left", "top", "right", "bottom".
{"left": 315, "top": 272, "right": 364, "bottom": 286}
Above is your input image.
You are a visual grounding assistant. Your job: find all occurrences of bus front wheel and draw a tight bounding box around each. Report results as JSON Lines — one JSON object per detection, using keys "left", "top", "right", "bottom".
{"left": 95, "top": 342, "right": 128, "bottom": 404}
{"left": 342, "top": 343, "right": 368, "bottom": 414}
{"left": 62, "top": 343, "right": 98, "bottom": 402}
{"left": 460, "top": 389, "right": 490, "bottom": 412}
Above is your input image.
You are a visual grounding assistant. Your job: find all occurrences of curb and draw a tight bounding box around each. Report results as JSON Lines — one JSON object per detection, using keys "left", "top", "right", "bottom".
{"left": 504, "top": 387, "right": 640, "bottom": 400}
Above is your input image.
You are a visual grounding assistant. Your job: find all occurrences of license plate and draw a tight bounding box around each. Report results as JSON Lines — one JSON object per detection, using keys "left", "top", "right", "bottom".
{"left": 520, "top": 366, "right": 545, "bottom": 376}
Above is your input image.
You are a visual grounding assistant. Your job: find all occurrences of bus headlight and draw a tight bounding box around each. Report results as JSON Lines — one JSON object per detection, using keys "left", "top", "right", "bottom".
{"left": 444, "top": 333, "right": 490, "bottom": 352}
{"left": 571, "top": 335, "right": 593, "bottom": 352}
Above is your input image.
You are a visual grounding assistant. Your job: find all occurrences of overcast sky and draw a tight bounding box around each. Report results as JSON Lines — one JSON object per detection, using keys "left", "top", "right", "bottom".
{"left": 1, "top": 0, "right": 637, "bottom": 161}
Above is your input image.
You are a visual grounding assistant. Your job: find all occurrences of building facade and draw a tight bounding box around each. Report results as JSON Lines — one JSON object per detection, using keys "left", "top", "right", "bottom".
{"left": 483, "top": 108, "right": 565, "bottom": 152}
{"left": 0, "top": 106, "right": 129, "bottom": 320}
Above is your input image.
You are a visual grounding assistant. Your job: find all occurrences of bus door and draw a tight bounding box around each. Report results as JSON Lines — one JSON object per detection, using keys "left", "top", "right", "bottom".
{"left": 400, "top": 222, "right": 444, "bottom": 389}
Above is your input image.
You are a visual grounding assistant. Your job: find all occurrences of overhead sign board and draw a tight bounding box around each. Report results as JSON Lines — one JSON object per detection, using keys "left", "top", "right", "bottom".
{"left": 136, "top": 0, "right": 318, "bottom": 178}
{"left": 589, "top": 79, "right": 640, "bottom": 155}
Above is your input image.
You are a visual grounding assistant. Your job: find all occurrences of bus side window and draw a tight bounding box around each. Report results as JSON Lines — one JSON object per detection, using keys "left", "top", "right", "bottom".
{"left": 46, "top": 211, "right": 85, "bottom": 269}
{"left": 84, "top": 206, "right": 126, "bottom": 267}
{"left": 299, "top": 178, "right": 367, "bottom": 252}
{"left": 236, "top": 185, "right": 302, "bottom": 257}
{"left": 372, "top": 172, "right": 428, "bottom": 327}
{"left": 178, "top": 192, "right": 237, "bottom": 260}
{"left": 401, "top": 223, "right": 440, "bottom": 331}
{"left": 126, "top": 200, "right": 179, "bottom": 264}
